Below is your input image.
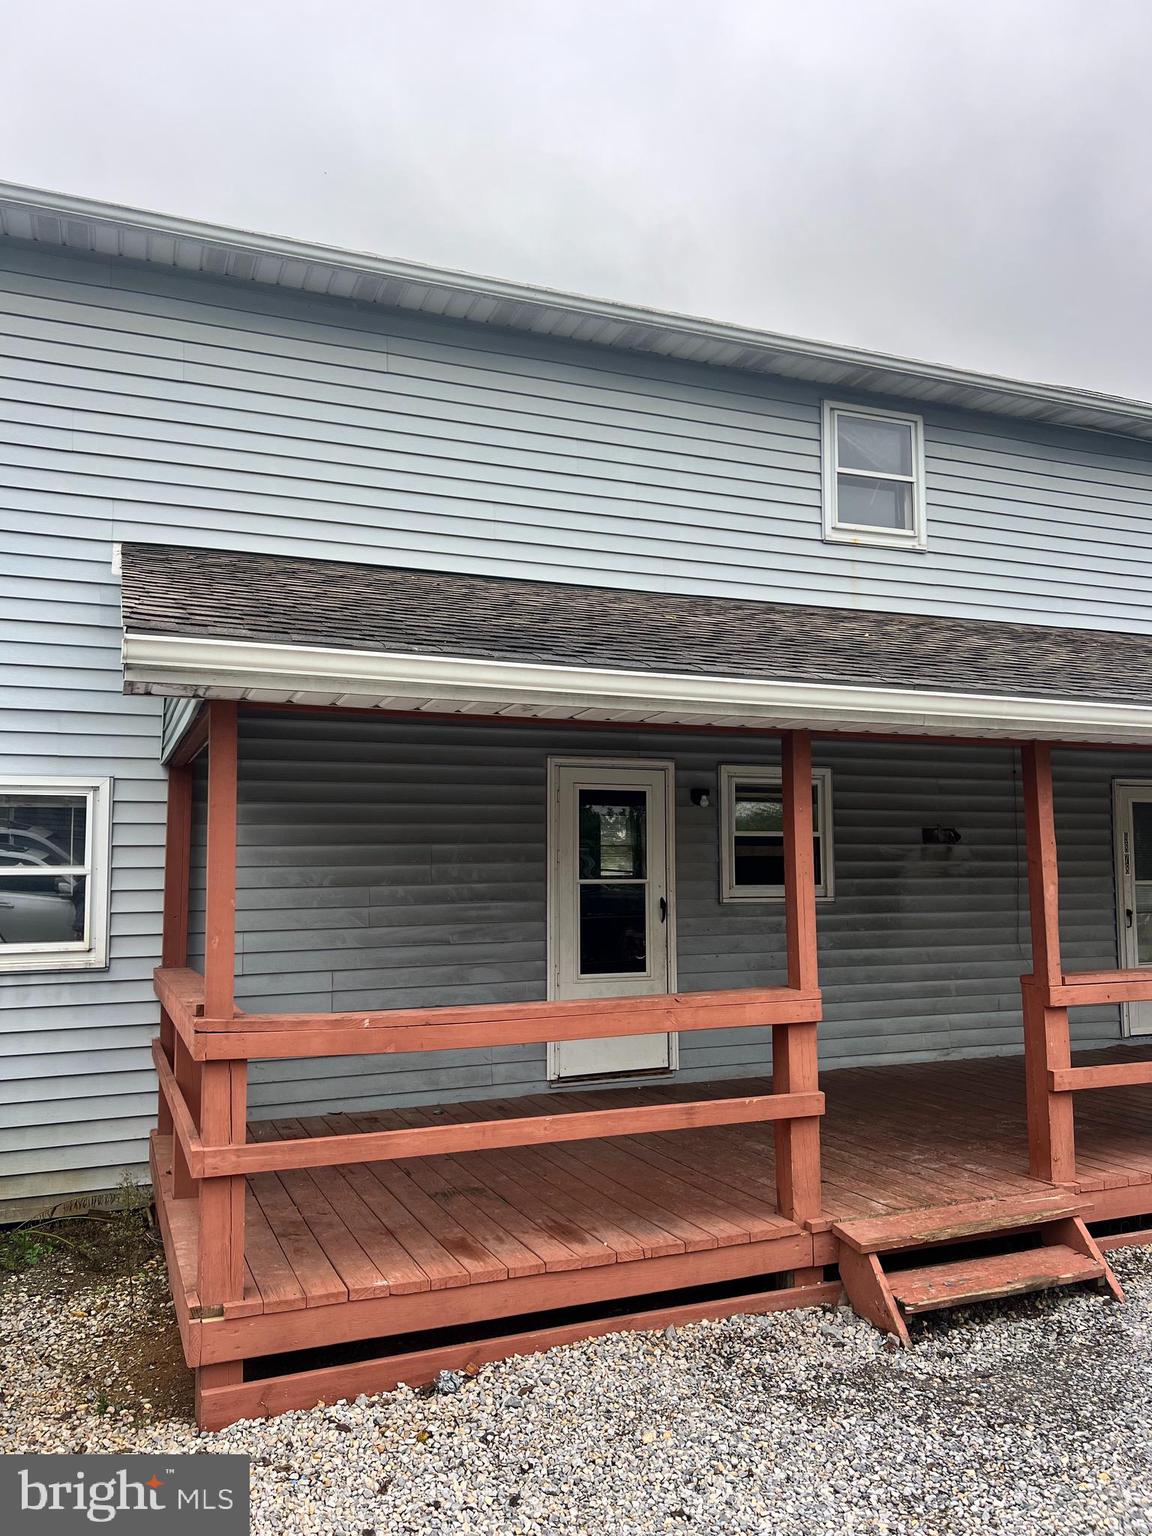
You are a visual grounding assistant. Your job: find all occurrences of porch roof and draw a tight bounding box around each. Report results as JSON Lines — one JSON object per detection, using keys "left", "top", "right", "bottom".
{"left": 121, "top": 542, "right": 1152, "bottom": 746}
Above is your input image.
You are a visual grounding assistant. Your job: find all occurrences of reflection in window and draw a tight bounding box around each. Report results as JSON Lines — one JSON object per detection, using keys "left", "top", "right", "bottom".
{"left": 1134, "top": 803, "right": 1152, "bottom": 964}
{"left": 0, "top": 873, "right": 86, "bottom": 944}
{"left": 1133, "top": 802, "right": 1152, "bottom": 882}
{"left": 0, "top": 786, "right": 105, "bottom": 966}
{"left": 823, "top": 402, "right": 925, "bottom": 547}
{"left": 579, "top": 883, "right": 647, "bottom": 975}
{"left": 835, "top": 473, "right": 913, "bottom": 532}
{"left": 577, "top": 787, "right": 649, "bottom": 977}
{"left": 720, "top": 768, "right": 833, "bottom": 901}
{"left": 0, "top": 793, "right": 88, "bottom": 867}
{"left": 579, "top": 790, "right": 646, "bottom": 878}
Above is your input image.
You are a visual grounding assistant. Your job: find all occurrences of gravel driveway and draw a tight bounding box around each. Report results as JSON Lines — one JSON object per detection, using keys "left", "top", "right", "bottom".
{"left": 3, "top": 1246, "right": 1152, "bottom": 1535}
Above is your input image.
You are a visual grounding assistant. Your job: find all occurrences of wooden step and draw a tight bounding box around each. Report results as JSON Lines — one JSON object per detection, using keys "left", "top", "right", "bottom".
{"left": 832, "top": 1192, "right": 1088, "bottom": 1255}
{"left": 889, "top": 1244, "right": 1104, "bottom": 1315}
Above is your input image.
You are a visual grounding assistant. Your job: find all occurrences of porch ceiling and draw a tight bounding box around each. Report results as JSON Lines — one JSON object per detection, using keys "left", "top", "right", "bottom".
{"left": 121, "top": 543, "right": 1152, "bottom": 746}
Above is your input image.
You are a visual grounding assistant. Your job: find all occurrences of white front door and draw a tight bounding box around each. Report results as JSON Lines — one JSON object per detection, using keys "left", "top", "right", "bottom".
{"left": 548, "top": 759, "right": 675, "bottom": 1081}
{"left": 1115, "top": 783, "right": 1152, "bottom": 1034}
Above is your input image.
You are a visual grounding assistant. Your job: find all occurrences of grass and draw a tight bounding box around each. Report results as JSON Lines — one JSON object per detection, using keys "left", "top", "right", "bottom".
{"left": 0, "top": 1172, "right": 159, "bottom": 1280}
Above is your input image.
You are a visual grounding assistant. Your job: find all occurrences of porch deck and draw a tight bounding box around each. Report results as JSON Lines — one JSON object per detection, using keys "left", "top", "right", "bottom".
{"left": 155, "top": 1050, "right": 1152, "bottom": 1363}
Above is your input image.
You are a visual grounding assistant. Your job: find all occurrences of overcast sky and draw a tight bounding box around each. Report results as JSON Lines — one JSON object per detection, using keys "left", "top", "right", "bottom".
{"left": 5, "top": 1, "right": 1151, "bottom": 398}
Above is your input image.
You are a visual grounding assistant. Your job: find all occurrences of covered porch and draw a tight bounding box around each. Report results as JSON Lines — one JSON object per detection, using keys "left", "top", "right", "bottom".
{"left": 122, "top": 544, "right": 1152, "bottom": 1426}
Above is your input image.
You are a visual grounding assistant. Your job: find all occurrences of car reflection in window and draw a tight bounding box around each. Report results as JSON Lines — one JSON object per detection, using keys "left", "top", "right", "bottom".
{"left": 0, "top": 847, "right": 84, "bottom": 944}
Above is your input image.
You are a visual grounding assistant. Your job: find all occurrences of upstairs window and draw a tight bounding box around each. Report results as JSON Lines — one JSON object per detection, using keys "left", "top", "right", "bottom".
{"left": 719, "top": 765, "right": 834, "bottom": 902}
{"left": 0, "top": 779, "right": 111, "bottom": 972}
{"left": 822, "top": 402, "right": 926, "bottom": 549}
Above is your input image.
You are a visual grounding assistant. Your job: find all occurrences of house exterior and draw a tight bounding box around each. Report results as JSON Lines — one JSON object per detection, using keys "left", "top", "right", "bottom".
{"left": 4, "top": 183, "right": 1152, "bottom": 1423}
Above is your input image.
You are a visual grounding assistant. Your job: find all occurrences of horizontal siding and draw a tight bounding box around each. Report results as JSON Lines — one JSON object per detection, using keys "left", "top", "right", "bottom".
{"left": 160, "top": 697, "right": 198, "bottom": 762}
{"left": 228, "top": 715, "right": 1137, "bottom": 1119}
{"left": 5, "top": 237, "right": 1152, "bottom": 1208}
{"left": 2, "top": 694, "right": 1143, "bottom": 1203}
{"left": 0, "top": 526, "right": 164, "bottom": 1209}
{"left": 2, "top": 243, "right": 1152, "bottom": 629}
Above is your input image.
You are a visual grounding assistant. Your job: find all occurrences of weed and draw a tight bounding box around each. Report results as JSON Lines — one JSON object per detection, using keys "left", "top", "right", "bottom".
{"left": 0, "top": 1228, "right": 49, "bottom": 1274}
{"left": 0, "top": 1173, "right": 158, "bottom": 1280}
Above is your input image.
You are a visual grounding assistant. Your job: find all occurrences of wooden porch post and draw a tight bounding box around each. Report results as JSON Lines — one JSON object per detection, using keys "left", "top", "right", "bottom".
{"left": 204, "top": 702, "right": 239, "bottom": 1021}
{"left": 775, "top": 729, "right": 822, "bottom": 1227}
{"left": 159, "top": 764, "right": 192, "bottom": 1142}
{"left": 1019, "top": 742, "right": 1076, "bottom": 1184}
{"left": 197, "top": 701, "right": 247, "bottom": 1309}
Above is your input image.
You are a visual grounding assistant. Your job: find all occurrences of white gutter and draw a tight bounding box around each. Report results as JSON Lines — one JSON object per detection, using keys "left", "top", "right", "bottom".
{"left": 122, "top": 631, "right": 1152, "bottom": 745}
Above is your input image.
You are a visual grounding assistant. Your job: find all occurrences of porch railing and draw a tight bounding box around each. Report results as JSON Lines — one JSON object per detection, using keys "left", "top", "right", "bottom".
{"left": 1020, "top": 743, "right": 1152, "bottom": 1186}
{"left": 153, "top": 976, "right": 823, "bottom": 1184}
{"left": 153, "top": 703, "right": 826, "bottom": 1331}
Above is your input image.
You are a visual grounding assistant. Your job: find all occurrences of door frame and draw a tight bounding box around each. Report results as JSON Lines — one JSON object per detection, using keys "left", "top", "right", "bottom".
{"left": 1112, "top": 779, "right": 1152, "bottom": 1036}
{"left": 545, "top": 755, "right": 679, "bottom": 1081}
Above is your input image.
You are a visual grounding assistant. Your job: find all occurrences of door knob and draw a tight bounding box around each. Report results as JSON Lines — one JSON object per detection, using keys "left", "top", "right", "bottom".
{"left": 659, "top": 897, "right": 668, "bottom": 923}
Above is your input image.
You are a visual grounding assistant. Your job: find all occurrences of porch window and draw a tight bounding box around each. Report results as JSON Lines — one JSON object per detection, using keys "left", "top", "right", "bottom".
{"left": 822, "top": 401, "right": 926, "bottom": 548}
{"left": 719, "top": 765, "right": 833, "bottom": 902}
{"left": 0, "top": 778, "right": 111, "bottom": 972}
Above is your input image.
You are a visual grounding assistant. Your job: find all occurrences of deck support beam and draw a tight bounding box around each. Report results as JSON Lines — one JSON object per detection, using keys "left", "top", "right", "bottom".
{"left": 1019, "top": 742, "right": 1077, "bottom": 1184}
{"left": 775, "top": 729, "right": 823, "bottom": 1226}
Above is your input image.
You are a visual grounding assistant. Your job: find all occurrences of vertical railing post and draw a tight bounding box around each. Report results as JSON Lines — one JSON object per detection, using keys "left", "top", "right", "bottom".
{"left": 1019, "top": 742, "right": 1076, "bottom": 1184}
{"left": 196, "top": 1060, "right": 247, "bottom": 1309}
{"left": 775, "top": 729, "right": 823, "bottom": 1228}
{"left": 197, "top": 701, "right": 247, "bottom": 1310}
{"left": 172, "top": 1042, "right": 201, "bottom": 1200}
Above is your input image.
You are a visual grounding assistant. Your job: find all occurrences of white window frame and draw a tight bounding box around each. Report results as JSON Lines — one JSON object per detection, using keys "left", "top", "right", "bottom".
{"left": 719, "top": 765, "right": 834, "bottom": 903}
{"left": 822, "top": 400, "right": 927, "bottom": 550}
{"left": 0, "top": 776, "right": 112, "bottom": 973}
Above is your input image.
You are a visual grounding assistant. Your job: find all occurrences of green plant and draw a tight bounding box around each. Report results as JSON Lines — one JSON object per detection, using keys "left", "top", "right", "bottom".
{"left": 0, "top": 1228, "right": 49, "bottom": 1273}
{"left": 76, "top": 1172, "right": 156, "bottom": 1276}
{"left": 0, "top": 1173, "right": 158, "bottom": 1280}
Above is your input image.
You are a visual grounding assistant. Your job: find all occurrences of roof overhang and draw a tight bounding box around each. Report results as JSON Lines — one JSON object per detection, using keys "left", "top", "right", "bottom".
{"left": 123, "top": 631, "right": 1152, "bottom": 746}
{"left": 5, "top": 180, "right": 1152, "bottom": 442}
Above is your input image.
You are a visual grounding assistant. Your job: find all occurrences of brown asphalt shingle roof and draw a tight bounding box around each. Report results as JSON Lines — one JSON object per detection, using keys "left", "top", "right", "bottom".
{"left": 120, "top": 542, "right": 1152, "bottom": 708}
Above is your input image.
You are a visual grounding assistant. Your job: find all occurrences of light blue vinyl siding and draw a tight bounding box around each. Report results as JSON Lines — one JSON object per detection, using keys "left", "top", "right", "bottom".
{"left": 160, "top": 698, "right": 198, "bottom": 762}
{"left": 3, "top": 243, "right": 1152, "bottom": 628}
{"left": 3, "top": 235, "right": 1152, "bottom": 1210}
{"left": 208, "top": 713, "right": 1130, "bottom": 1121}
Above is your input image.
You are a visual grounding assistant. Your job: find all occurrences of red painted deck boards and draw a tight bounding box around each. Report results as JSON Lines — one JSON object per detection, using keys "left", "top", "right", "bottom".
{"left": 158, "top": 1050, "right": 1152, "bottom": 1324}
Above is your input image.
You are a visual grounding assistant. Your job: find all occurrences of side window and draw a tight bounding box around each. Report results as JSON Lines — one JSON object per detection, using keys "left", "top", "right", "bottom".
{"left": 719, "top": 766, "right": 833, "bottom": 902}
{"left": 0, "top": 780, "right": 112, "bottom": 971}
{"left": 822, "top": 401, "right": 926, "bottom": 548}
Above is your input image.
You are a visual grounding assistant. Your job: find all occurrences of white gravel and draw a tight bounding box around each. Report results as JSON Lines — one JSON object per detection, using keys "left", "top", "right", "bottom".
{"left": 4, "top": 1247, "right": 1152, "bottom": 1534}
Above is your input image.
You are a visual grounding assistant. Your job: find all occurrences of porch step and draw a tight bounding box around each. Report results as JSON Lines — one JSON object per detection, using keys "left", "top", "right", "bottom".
{"left": 835, "top": 1204, "right": 1123, "bottom": 1346}
{"left": 888, "top": 1244, "right": 1104, "bottom": 1315}
{"left": 832, "top": 1192, "right": 1088, "bottom": 1255}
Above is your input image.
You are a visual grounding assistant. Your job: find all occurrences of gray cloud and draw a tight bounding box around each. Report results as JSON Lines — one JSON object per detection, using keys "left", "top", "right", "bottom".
{"left": 5, "top": 0, "right": 1152, "bottom": 396}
